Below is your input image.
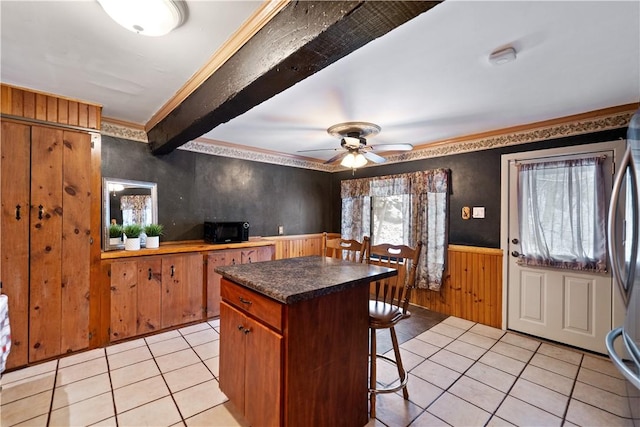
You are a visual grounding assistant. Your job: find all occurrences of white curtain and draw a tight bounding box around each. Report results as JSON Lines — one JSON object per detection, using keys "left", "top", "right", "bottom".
{"left": 517, "top": 157, "right": 607, "bottom": 272}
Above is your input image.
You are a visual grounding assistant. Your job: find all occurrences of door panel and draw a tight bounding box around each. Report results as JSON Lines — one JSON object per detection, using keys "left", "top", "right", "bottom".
{"left": 137, "top": 258, "right": 162, "bottom": 334}
{"left": 564, "top": 276, "right": 593, "bottom": 333}
{"left": 110, "top": 261, "right": 138, "bottom": 341}
{"left": 0, "top": 121, "right": 31, "bottom": 368}
{"left": 29, "top": 126, "right": 64, "bottom": 362}
{"left": 60, "top": 130, "right": 91, "bottom": 353}
{"left": 519, "top": 271, "right": 545, "bottom": 323}
{"left": 219, "top": 302, "right": 246, "bottom": 412}
{"left": 507, "top": 149, "right": 614, "bottom": 354}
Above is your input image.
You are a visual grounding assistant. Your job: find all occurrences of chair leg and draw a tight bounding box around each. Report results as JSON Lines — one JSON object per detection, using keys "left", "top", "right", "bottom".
{"left": 369, "top": 327, "right": 377, "bottom": 419}
{"left": 390, "top": 326, "right": 409, "bottom": 400}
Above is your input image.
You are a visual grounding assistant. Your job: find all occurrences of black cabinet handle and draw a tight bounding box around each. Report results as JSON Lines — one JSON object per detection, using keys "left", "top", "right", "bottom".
{"left": 237, "top": 325, "right": 244, "bottom": 331}
{"left": 148, "top": 268, "right": 152, "bottom": 280}
{"left": 247, "top": 257, "right": 252, "bottom": 263}
{"left": 239, "top": 297, "right": 252, "bottom": 306}
{"left": 15, "top": 204, "right": 21, "bottom": 220}
{"left": 243, "top": 328, "right": 251, "bottom": 335}
{"left": 170, "top": 265, "right": 175, "bottom": 277}
{"left": 38, "top": 205, "right": 43, "bottom": 220}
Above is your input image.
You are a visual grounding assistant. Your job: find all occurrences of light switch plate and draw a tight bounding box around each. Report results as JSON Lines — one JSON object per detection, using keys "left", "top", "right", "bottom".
{"left": 472, "top": 207, "right": 485, "bottom": 219}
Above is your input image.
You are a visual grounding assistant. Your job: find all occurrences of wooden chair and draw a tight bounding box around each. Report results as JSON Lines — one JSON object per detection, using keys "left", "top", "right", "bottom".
{"left": 321, "top": 232, "right": 369, "bottom": 263}
{"left": 366, "top": 241, "right": 423, "bottom": 419}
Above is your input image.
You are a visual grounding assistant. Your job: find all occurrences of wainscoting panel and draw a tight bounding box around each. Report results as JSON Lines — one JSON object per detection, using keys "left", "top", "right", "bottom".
{"left": 411, "top": 245, "right": 503, "bottom": 328}
{"left": 270, "top": 233, "right": 326, "bottom": 260}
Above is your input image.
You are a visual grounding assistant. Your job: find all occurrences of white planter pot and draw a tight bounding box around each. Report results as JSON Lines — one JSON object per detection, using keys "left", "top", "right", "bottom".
{"left": 146, "top": 236, "right": 160, "bottom": 249}
{"left": 109, "top": 237, "right": 121, "bottom": 246}
{"left": 124, "top": 237, "right": 140, "bottom": 251}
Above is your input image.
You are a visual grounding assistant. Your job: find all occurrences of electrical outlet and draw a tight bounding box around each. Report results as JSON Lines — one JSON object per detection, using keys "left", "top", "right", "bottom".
{"left": 278, "top": 225, "right": 284, "bottom": 235}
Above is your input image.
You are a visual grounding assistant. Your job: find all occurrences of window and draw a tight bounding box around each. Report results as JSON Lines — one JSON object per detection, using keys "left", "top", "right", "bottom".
{"left": 517, "top": 156, "right": 607, "bottom": 272}
{"left": 371, "top": 195, "right": 409, "bottom": 246}
{"left": 340, "top": 169, "right": 449, "bottom": 290}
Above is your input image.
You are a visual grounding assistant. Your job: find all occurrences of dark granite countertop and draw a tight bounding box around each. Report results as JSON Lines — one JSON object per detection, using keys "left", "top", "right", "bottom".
{"left": 215, "top": 255, "right": 397, "bottom": 304}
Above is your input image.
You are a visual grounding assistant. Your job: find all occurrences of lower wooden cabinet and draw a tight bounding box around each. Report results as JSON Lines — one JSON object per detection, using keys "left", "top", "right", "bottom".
{"left": 206, "top": 246, "right": 274, "bottom": 318}
{"left": 110, "top": 253, "right": 203, "bottom": 341}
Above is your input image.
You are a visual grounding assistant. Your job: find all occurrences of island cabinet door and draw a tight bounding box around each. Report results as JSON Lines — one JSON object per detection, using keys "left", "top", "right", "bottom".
{"left": 244, "top": 314, "right": 282, "bottom": 427}
{"left": 219, "top": 302, "right": 247, "bottom": 410}
{"left": 220, "top": 301, "right": 283, "bottom": 427}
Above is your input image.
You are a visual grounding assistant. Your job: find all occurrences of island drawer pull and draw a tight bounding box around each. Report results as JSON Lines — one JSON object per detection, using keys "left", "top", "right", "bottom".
{"left": 239, "top": 297, "right": 252, "bottom": 306}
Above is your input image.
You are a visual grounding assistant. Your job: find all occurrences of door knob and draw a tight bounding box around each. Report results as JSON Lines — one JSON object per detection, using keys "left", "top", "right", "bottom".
{"left": 511, "top": 238, "right": 519, "bottom": 244}
{"left": 511, "top": 251, "right": 521, "bottom": 258}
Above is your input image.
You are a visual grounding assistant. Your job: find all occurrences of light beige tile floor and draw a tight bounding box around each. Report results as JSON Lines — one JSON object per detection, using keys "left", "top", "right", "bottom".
{"left": 1, "top": 315, "right": 638, "bottom": 427}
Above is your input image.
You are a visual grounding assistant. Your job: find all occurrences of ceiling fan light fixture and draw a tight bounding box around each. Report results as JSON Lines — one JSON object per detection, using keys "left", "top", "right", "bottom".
{"left": 97, "top": 0, "right": 186, "bottom": 37}
{"left": 341, "top": 152, "right": 367, "bottom": 169}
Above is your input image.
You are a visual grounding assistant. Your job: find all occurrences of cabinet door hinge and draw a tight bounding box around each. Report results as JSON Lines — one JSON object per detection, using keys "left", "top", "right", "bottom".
{"left": 0, "top": 280, "right": 2, "bottom": 289}
{"left": 88, "top": 332, "right": 93, "bottom": 340}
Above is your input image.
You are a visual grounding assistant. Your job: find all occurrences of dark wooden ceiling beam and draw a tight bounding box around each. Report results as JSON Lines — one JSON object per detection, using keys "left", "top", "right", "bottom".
{"left": 149, "top": 1, "right": 440, "bottom": 155}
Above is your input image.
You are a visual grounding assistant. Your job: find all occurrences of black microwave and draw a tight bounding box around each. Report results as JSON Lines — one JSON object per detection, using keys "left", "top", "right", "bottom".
{"left": 204, "top": 221, "right": 250, "bottom": 244}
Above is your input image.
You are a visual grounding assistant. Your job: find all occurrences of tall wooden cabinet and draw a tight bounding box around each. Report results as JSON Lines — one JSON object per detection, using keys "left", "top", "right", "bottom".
{"left": 1, "top": 121, "right": 97, "bottom": 367}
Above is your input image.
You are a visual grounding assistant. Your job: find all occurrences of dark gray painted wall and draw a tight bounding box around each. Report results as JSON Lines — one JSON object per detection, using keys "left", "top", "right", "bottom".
{"left": 330, "top": 128, "right": 627, "bottom": 248}
{"left": 102, "top": 128, "right": 625, "bottom": 247}
{"left": 101, "top": 136, "right": 334, "bottom": 241}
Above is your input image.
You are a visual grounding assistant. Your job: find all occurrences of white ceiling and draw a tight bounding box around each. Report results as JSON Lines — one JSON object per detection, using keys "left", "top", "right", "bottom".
{"left": 2, "top": 1, "right": 639, "bottom": 164}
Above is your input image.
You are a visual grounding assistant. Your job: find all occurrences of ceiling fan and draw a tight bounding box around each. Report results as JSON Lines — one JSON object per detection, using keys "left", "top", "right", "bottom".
{"left": 298, "top": 121, "right": 414, "bottom": 168}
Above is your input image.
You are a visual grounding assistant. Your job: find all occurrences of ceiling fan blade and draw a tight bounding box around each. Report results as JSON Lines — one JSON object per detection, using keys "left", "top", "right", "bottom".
{"left": 325, "top": 151, "right": 348, "bottom": 164}
{"left": 363, "top": 151, "right": 387, "bottom": 164}
{"left": 369, "top": 143, "right": 413, "bottom": 152}
{"left": 296, "top": 148, "right": 341, "bottom": 153}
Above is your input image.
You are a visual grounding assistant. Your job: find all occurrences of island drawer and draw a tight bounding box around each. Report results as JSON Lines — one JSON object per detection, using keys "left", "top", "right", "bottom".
{"left": 221, "top": 278, "right": 283, "bottom": 332}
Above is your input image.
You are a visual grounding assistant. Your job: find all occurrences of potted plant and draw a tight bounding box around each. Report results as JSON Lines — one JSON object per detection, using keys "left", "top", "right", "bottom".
{"left": 108, "top": 223, "right": 123, "bottom": 246}
{"left": 123, "top": 224, "right": 143, "bottom": 251}
{"left": 144, "top": 223, "right": 164, "bottom": 249}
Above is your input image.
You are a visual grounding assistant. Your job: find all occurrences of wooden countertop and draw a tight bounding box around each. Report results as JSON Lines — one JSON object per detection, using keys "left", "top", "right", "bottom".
{"left": 215, "top": 255, "right": 396, "bottom": 304}
{"left": 101, "top": 239, "right": 275, "bottom": 260}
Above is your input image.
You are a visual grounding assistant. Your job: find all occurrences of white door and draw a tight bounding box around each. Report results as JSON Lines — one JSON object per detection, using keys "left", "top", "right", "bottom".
{"left": 505, "top": 144, "right": 619, "bottom": 354}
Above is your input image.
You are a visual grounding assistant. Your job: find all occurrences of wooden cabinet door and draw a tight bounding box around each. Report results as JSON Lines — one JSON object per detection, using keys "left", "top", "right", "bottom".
{"left": 241, "top": 247, "right": 273, "bottom": 264}
{"left": 110, "top": 260, "right": 138, "bottom": 341}
{"left": 0, "top": 121, "right": 31, "bottom": 368}
{"left": 161, "top": 253, "right": 203, "bottom": 328}
{"left": 59, "top": 130, "right": 92, "bottom": 354}
{"left": 137, "top": 258, "right": 162, "bottom": 334}
{"left": 29, "top": 126, "right": 64, "bottom": 361}
{"left": 29, "top": 127, "right": 91, "bottom": 360}
{"left": 244, "top": 314, "right": 282, "bottom": 427}
{"left": 219, "top": 302, "right": 247, "bottom": 413}
{"left": 206, "top": 250, "right": 241, "bottom": 318}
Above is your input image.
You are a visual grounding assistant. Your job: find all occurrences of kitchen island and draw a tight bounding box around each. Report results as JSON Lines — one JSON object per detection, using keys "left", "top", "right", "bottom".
{"left": 215, "top": 256, "right": 396, "bottom": 427}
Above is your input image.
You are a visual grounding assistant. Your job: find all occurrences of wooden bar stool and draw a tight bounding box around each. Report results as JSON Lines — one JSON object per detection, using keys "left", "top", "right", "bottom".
{"left": 366, "top": 241, "right": 422, "bottom": 419}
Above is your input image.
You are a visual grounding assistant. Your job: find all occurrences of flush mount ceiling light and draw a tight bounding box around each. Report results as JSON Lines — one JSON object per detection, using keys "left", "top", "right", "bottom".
{"left": 97, "top": 0, "right": 187, "bottom": 37}
{"left": 488, "top": 46, "right": 517, "bottom": 65}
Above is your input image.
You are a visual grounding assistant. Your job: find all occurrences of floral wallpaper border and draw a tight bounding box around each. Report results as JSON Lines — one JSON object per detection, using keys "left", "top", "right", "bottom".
{"left": 101, "top": 121, "right": 148, "bottom": 143}
{"left": 101, "top": 108, "right": 633, "bottom": 172}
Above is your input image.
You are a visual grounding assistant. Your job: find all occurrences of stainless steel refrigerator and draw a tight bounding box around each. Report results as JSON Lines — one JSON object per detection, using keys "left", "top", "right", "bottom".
{"left": 606, "top": 108, "right": 640, "bottom": 401}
